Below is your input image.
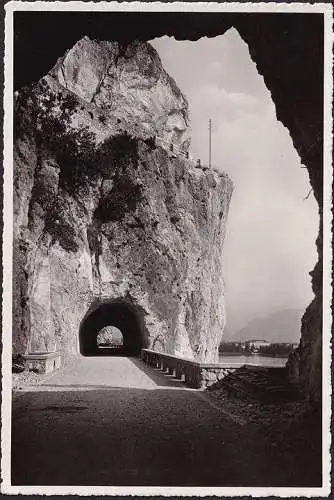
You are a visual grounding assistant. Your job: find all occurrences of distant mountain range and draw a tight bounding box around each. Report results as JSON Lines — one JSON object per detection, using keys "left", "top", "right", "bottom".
{"left": 224, "top": 309, "right": 303, "bottom": 344}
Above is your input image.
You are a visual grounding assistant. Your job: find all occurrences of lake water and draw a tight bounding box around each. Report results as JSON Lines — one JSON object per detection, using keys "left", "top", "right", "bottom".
{"left": 218, "top": 354, "right": 288, "bottom": 368}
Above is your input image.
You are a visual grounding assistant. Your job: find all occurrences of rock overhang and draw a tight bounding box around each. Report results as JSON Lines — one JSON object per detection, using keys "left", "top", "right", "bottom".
{"left": 44, "top": 36, "right": 190, "bottom": 155}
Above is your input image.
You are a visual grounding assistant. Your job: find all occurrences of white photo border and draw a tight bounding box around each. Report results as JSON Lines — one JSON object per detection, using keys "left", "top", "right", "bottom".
{"left": 2, "top": 1, "right": 333, "bottom": 497}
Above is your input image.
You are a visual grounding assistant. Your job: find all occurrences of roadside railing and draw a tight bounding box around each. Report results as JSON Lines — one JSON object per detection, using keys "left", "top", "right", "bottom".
{"left": 155, "top": 135, "right": 206, "bottom": 168}
{"left": 154, "top": 135, "right": 225, "bottom": 175}
{"left": 141, "top": 348, "right": 236, "bottom": 389}
{"left": 155, "top": 134, "right": 191, "bottom": 160}
{"left": 98, "top": 343, "right": 123, "bottom": 349}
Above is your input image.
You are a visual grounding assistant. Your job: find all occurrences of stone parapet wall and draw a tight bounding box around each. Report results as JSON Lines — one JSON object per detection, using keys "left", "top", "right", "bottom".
{"left": 201, "top": 367, "right": 236, "bottom": 386}
{"left": 141, "top": 348, "right": 237, "bottom": 389}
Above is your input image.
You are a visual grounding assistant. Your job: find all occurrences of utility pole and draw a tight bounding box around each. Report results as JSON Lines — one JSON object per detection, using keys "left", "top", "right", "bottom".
{"left": 209, "top": 118, "right": 212, "bottom": 168}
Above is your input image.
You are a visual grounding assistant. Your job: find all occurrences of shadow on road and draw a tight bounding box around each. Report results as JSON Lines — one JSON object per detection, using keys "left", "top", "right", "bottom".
{"left": 11, "top": 387, "right": 322, "bottom": 488}
{"left": 31, "top": 356, "right": 189, "bottom": 390}
{"left": 129, "top": 357, "right": 188, "bottom": 388}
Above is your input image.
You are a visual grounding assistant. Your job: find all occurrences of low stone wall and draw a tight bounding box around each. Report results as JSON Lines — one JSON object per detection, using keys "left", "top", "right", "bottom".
{"left": 141, "top": 349, "right": 236, "bottom": 389}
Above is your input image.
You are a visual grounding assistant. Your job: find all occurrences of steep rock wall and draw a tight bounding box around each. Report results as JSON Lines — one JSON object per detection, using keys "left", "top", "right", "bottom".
{"left": 14, "top": 13, "right": 324, "bottom": 401}
{"left": 13, "top": 39, "right": 232, "bottom": 362}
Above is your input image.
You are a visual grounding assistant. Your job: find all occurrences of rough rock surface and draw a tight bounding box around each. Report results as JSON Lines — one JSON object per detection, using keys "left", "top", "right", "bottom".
{"left": 13, "top": 38, "right": 232, "bottom": 362}
{"left": 14, "top": 14, "right": 323, "bottom": 403}
{"left": 49, "top": 36, "right": 190, "bottom": 151}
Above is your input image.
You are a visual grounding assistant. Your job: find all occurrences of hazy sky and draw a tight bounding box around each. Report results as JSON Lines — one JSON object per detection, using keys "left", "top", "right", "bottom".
{"left": 150, "top": 29, "right": 319, "bottom": 335}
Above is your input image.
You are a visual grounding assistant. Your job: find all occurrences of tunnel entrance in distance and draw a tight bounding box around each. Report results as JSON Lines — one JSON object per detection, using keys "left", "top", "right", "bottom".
{"left": 79, "top": 299, "right": 148, "bottom": 357}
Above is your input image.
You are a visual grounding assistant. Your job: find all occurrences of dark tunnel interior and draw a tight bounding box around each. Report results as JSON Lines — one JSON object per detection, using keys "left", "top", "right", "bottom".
{"left": 79, "top": 300, "right": 148, "bottom": 357}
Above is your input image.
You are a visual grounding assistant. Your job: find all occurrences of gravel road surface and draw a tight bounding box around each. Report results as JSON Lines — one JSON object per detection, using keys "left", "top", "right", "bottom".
{"left": 11, "top": 356, "right": 311, "bottom": 486}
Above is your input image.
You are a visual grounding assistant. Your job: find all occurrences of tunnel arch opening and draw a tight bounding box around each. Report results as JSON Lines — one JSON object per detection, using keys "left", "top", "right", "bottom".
{"left": 97, "top": 326, "right": 124, "bottom": 348}
{"left": 79, "top": 298, "right": 149, "bottom": 357}
{"left": 96, "top": 325, "right": 124, "bottom": 354}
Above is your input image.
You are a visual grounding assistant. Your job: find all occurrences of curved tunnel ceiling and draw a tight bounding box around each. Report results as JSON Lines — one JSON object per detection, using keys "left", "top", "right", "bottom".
{"left": 14, "top": 11, "right": 323, "bottom": 203}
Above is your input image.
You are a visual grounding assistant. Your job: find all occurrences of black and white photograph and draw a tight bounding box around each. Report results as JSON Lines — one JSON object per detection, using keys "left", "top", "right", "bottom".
{"left": 1, "top": 1, "right": 332, "bottom": 496}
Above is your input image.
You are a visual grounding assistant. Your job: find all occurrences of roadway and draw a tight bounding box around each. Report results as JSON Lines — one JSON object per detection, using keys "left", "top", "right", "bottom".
{"left": 12, "top": 356, "right": 296, "bottom": 486}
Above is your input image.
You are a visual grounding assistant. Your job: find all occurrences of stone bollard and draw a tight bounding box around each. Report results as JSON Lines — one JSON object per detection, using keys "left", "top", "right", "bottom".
{"left": 175, "top": 363, "right": 183, "bottom": 379}
{"left": 184, "top": 365, "right": 193, "bottom": 387}
{"left": 184, "top": 365, "right": 203, "bottom": 389}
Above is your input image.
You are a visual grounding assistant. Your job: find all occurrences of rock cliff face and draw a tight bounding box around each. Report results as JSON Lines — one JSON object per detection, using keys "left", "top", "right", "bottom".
{"left": 14, "top": 12, "right": 323, "bottom": 402}
{"left": 49, "top": 36, "right": 190, "bottom": 151}
{"left": 13, "top": 37, "right": 232, "bottom": 362}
